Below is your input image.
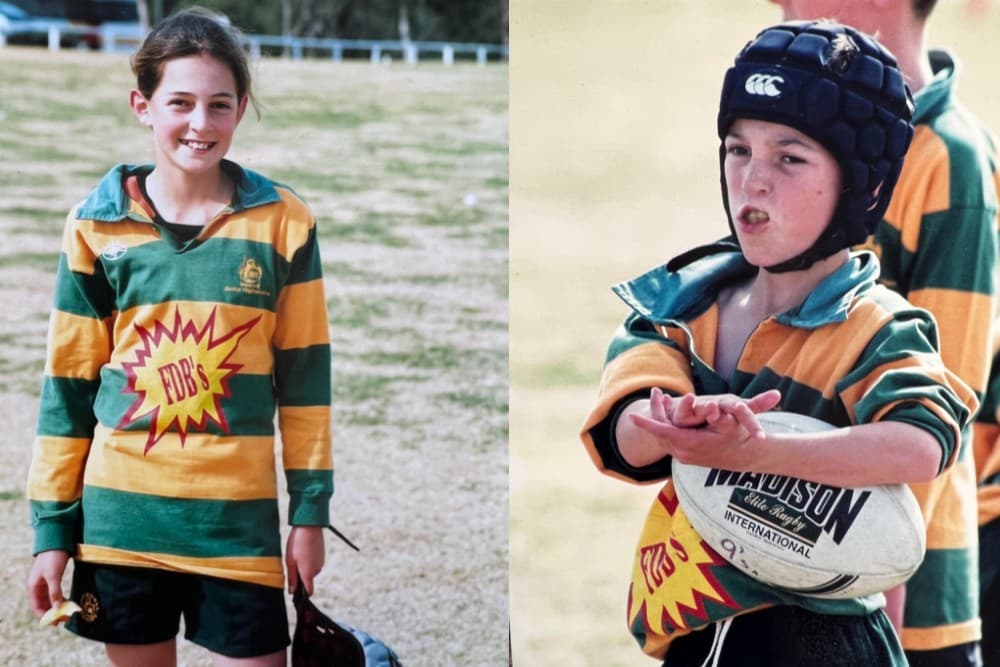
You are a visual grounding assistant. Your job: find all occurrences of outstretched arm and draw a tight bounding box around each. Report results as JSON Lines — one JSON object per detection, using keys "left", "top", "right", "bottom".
{"left": 615, "top": 387, "right": 781, "bottom": 468}
{"left": 623, "top": 389, "right": 942, "bottom": 487}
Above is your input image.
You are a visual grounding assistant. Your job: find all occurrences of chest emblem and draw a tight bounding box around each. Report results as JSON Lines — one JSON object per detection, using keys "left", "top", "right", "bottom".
{"left": 225, "top": 257, "right": 270, "bottom": 297}
{"left": 101, "top": 241, "right": 128, "bottom": 261}
{"left": 118, "top": 307, "right": 261, "bottom": 453}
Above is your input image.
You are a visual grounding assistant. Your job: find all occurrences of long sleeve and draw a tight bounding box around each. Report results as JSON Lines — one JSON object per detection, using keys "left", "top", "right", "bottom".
{"left": 27, "top": 215, "right": 114, "bottom": 554}
{"left": 274, "top": 222, "right": 334, "bottom": 526}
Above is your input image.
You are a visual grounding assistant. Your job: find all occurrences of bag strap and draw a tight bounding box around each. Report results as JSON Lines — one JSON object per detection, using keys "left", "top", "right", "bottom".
{"left": 325, "top": 523, "right": 360, "bottom": 552}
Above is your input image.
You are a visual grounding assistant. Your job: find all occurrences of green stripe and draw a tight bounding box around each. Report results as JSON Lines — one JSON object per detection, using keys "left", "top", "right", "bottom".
{"left": 95, "top": 368, "right": 276, "bottom": 436}
{"left": 54, "top": 254, "right": 115, "bottom": 318}
{"left": 37, "top": 376, "right": 100, "bottom": 437}
{"left": 734, "top": 367, "right": 851, "bottom": 426}
{"left": 82, "top": 485, "right": 282, "bottom": 558}
{"left": 274, "top": 344, "right": 331, "bottom": 406}
{"left": 902, "top": 209, "right": 995, "bottom": 293}
{"left": 903, "top": 546, "right": 978, "bottom": 628}
{"left": 605, "top": 316, "right": 663, "bottom": 364}
{"left": 102, "top": 237, "right": 290, "bottom": 312}
{"left": 286, "top": 469, "right": 333, "bottom": 525}
{"left": 871, "top": 222, "right": 908, "bottom": 297}
{"left": 285, "top": 226, "right": 323, "bottom": 285}
{"left": 30, "top": 499, "right": 81, "bottom": 553}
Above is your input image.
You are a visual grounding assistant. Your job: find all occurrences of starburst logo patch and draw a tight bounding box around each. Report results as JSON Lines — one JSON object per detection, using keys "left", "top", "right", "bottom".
{"left": 628, "top": 485, "right": 738, "bottom": 634}
{"left": 118, "top": 307, "right": 261, "bottom": 453}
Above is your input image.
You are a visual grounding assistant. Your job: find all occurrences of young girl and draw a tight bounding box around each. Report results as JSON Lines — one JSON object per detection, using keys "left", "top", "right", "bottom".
{"left": 581, "top": 21, "right": 978, "bottom": 667}
{"left": 26, "top": 8, "right": 333, "bottom": 665}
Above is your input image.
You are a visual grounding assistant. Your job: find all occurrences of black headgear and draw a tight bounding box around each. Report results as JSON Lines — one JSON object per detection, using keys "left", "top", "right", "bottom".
{"left": 717, "top": 21, "right": 915, "bottom": 273}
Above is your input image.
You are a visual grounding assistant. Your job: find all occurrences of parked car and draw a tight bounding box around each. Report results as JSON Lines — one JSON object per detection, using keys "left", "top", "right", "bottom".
{"left": 0, "top": 1, "right": 79, "bottom": 47}
{"left": 68, "top": 0, "right": 142, "bottom": 51}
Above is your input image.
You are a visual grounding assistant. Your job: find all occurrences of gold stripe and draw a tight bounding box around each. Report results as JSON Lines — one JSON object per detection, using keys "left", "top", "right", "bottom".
{"left": 83, "top": 426, "right": 278, "bottom": 500}
{"left": 109, "top": 301, "right": 276, "bottom": 374}
{"left": 839, "top": 352, "right": 955, "bottom": 423}
{"left": 45, "top": 311, "right": 111, "bottom": 378}
{"left": 273, "top": 279, "right": 331, "bottom": 349}
{"left": 907, "top": 287, "right": 992, "bottom": 393}
{"left": 901, "top": 618, "right": 981, "bottom": 651}
{"left": 210, "top": 190, "right": 313, "bottom": 261}
{"left": 77, "top": 544, "right": 284, "bottom": 588}
{"left": 64, "top": 217, "right": 157, "bottom": 274}
{"left": 279, "top": 406, "right": 333, "bottom": 469}
{"left": 907, "top": 456, "right": 978, "bottom": 549}
{"left": 884, "top": 127, "right": 951, "bottom": 253}
{"left": 740, "top": 301, "right": 889, "bottom": 401}
{"left": 27, "top": 436, "right": 90, "bottom": 501}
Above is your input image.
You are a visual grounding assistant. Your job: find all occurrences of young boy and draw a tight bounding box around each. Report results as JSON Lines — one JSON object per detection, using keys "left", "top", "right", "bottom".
{"left": 581, "top": 21, "right": 978, "bottom": 666}
{"left": 770, "top": 4, "right": 1000, "bottom": 664}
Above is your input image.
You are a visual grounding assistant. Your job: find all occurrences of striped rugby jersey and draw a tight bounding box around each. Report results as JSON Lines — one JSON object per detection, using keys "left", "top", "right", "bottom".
{"left": 27, "top": 161, "right": 333, "bottom": 589}
{"left": 859, "top": 51, "right": 998, "bottom": 651}
{"left": 580, "top": 248, "right": 975, "bottom": 660}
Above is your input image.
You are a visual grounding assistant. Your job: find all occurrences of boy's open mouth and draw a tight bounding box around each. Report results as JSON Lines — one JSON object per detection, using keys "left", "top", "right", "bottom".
{"left": 741, "top": 208, "right": 769, "bottom": 225}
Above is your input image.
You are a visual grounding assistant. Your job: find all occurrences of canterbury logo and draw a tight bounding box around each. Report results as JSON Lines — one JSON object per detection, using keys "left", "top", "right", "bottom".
{"left": 744, "top": 73, "right": 784, "bottom": 97}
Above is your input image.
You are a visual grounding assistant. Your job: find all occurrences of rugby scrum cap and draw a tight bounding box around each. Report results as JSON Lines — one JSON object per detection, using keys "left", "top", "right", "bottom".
{"left": 717, "top": 21, "right": 915, "bottom": 273}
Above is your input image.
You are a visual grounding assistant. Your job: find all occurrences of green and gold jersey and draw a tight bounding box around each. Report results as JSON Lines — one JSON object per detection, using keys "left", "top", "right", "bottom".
{"left": 859, "top": 51, "right": 998, "bottom": 651}
{"left": 27, "top": 161, "right": 333, "bottom": 589}
{"left": 581, "top": 248, "right": 975, "bottom": 660}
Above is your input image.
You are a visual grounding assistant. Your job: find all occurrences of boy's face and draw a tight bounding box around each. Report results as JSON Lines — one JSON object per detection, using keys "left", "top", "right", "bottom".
{"left": 723, "top": 118, "right": 842, "bottom": 268}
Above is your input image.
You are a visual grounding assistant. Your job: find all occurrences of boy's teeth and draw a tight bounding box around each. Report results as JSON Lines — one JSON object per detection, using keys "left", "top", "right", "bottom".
{"left": 746, "top": 211, "right": 768, "bottom": 223}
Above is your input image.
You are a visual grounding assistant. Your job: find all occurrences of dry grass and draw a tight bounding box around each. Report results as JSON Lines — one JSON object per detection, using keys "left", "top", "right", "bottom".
{"left": 0, "top": 49, "right": 507, "bottom": 666}
{"left": 510, "top": 1, "right": 1000, "bottom": 665}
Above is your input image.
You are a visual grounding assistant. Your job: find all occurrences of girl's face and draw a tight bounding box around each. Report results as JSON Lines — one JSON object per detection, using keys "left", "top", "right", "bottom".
{"left": 130, "top": 54, "right": 247, "bottom": 177}
{"left": 723, "top": 118, "right": 842, "bottom": 268}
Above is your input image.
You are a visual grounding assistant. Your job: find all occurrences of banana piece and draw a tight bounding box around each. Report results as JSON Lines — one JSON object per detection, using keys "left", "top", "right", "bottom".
{"left": 39, "top": 600, "right": 82, "bottom": 627}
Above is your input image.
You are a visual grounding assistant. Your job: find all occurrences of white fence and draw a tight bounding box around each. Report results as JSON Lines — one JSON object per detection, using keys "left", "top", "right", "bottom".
{"left": 0, "top": 20, "right": 508, "bottom": 64}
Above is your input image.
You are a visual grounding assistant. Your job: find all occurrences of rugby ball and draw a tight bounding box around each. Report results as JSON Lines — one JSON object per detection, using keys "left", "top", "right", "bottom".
{"left": 671, "top": 411, "right": 926, "bottom": 599}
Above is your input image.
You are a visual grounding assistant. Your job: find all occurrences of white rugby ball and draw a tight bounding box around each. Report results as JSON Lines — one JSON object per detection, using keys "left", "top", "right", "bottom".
{"left": 671, "top": 411, "right": 926, "bottom": 599}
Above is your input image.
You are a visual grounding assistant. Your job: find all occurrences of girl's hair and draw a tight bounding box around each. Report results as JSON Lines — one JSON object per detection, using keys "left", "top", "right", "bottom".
{"left": 130, "top": 6, "right": 259, "bottom": 116}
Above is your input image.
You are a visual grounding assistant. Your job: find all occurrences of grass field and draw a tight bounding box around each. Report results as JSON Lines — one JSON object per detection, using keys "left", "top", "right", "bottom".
{"left": 510, "top": 1, "right": 1000, "bottom": 665}
{"left": 0, "top": 49, "right": 508, "bottom": 666}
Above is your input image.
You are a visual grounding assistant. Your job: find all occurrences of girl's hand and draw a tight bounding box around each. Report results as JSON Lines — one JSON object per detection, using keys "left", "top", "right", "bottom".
{"left": 27, "top": 550, "right": 71, "bottom": 619}
{"left": 285, "top": 525, "right": 326, "bottom": 595}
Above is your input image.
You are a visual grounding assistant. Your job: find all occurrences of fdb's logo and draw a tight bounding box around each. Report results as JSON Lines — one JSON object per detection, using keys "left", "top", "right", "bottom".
{"left": 744, "top": 73, "right": 784, "bottom": 97}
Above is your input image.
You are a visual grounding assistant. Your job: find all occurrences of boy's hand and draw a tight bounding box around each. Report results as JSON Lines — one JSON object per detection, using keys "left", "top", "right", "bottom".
{"left": 650, "top": 387, "right": 780, "bottom": 437}
{"left": 286, "top": 525, "right": 326, "bottom": 595}
{"left": 632, "top": 388, "right": 781, "bottom": 469}
{"left": 27, "top": 550, "right": 70, "bottom": 620}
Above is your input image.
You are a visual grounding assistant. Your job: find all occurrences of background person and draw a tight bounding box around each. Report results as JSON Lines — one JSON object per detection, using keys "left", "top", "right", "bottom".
{"left": 770, "top": 1, "right": 1000, "bottom": 664}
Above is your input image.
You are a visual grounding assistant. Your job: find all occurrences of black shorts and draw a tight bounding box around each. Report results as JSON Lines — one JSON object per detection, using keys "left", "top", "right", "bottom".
{"left": 906, "top": 643, "right": 982, "bottom": 667}
{"left": 662, "top": 605, "right": 906, "bottom": 667}
{"left": 65, "top": 560, "right": 290, "bottom": 658}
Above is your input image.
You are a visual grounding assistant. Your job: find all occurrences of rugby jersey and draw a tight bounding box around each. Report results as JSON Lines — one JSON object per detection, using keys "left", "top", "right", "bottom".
{"left": 859, "top": 51, "right": 998, "bottom": 651}
{"left": 580, "top": 247, "right": 975, "bottom": 660}
{"left": 27, "top": 161, "right": 334, "bottom": 589}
